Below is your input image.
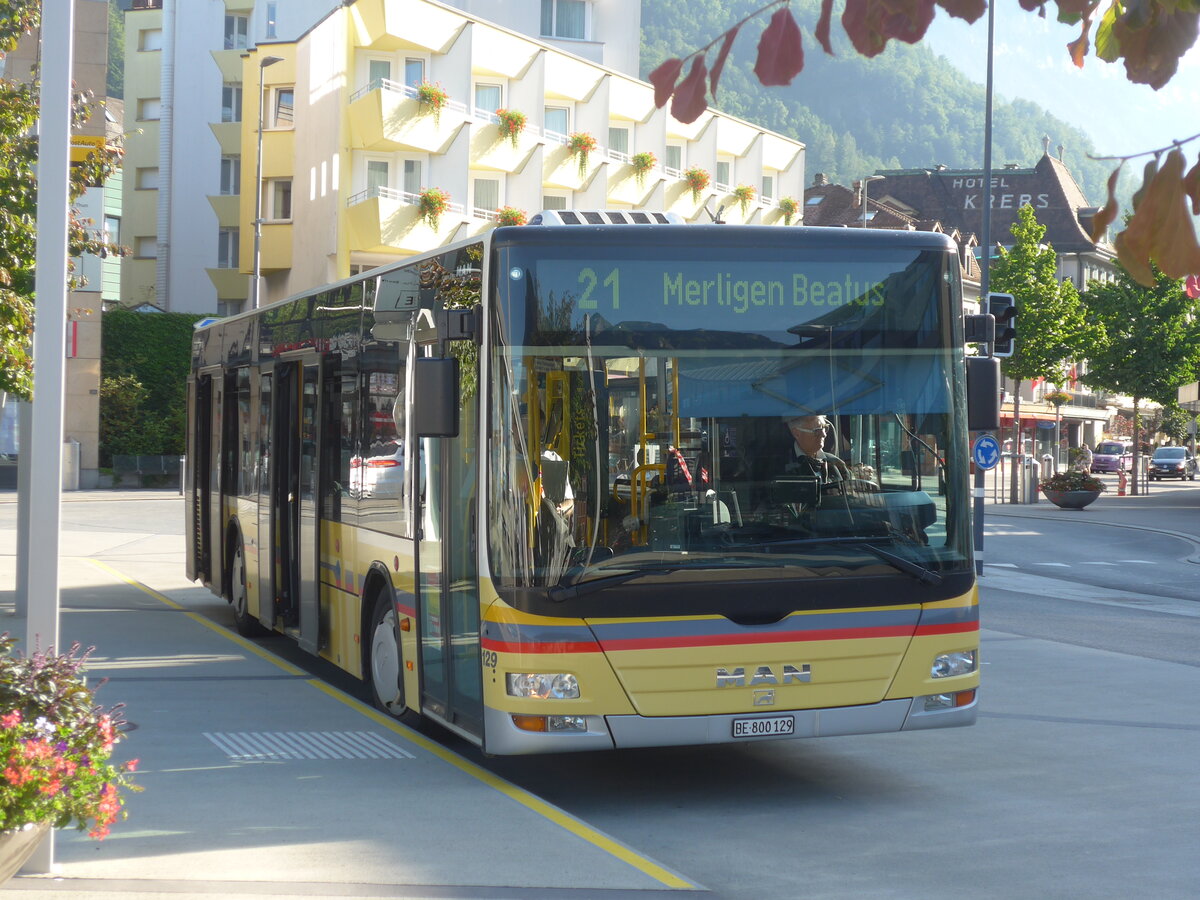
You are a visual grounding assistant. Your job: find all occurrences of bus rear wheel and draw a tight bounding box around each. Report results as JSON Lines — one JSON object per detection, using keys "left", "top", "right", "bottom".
{"left": 230, "top": 539, "right": 266, "bottom": 637}
{"left": 367, "top": 592, "right": 406, "bottom": 717}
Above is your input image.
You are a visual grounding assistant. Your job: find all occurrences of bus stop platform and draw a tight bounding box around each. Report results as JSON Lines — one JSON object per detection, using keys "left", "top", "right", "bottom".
{"left": 0, "top": 491, "right": 698, "bottom": 898}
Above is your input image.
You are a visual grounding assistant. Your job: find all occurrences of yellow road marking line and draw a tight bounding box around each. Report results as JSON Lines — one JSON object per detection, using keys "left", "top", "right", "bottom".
{"left": 86, "top": 559, "right": 305, "bottom": 677}
{"left": 86, "top": 558, "right": 698, "bottom": 890}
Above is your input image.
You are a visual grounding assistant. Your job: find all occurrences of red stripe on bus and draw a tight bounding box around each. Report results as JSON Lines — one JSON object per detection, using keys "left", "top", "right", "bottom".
{"left": 914, "top": 622, "right": 979, "bottom": 636}
{"left": 481, "top": 639, "right": 602, "bottom": 654}
{"left": 481, "top": 625, "right": 924, "bottom": 655}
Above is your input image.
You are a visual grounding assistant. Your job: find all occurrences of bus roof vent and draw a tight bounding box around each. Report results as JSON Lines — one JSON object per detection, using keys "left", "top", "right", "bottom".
{"left": 527, "top": 210, "right": 684, "bottom": 226}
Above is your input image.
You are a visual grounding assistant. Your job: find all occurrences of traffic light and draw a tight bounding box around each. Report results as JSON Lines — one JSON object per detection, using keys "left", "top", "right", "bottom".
{"left": 988, "top": 292, "right": 1016, "bottom": 358}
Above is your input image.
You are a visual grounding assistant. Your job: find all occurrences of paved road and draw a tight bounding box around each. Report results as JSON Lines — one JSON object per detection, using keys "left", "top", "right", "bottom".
{"left": 3, "top": 489, "right": 1199, "bottom": 898}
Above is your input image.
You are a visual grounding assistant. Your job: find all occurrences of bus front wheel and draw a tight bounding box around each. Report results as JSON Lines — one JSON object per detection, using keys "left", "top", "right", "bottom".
{"left": 368, "top": 592, "right": 406, "bottom": 717}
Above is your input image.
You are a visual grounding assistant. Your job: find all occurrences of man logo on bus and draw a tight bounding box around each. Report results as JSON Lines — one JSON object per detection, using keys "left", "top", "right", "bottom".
{"left": 715, "top": 664, "right": 812, "bottom": 687}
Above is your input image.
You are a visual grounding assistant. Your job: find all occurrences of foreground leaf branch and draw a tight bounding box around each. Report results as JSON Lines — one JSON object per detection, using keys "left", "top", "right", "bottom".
{"left": 649, "top": 0, "right": 1200, "bottom": 285}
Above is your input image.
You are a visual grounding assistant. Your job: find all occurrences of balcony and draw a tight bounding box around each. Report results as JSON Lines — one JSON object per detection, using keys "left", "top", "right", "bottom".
{"left": 348, "top": 79, "right": 467, "bottom": 154}
{"left": 346, "top": 185, "right": 477, "bottom": 255}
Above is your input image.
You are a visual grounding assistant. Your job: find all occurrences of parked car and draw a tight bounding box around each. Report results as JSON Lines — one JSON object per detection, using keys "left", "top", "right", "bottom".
{"left": 350, "top": 439, "right": 404, "bottom": 498}
{"left": 1091, "top": 440, "right": 1133, "bottom": 473}
{"left": 1148, "top": 446, "right": 1197, "bottom": 481}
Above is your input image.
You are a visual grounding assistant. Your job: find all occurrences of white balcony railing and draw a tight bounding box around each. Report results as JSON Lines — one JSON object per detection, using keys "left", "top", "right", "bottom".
{"left": 349, "top": 78, "right": 469, "bottom": 117}
{"left": 346, "top": 185, "right": 466, "bottom": 219}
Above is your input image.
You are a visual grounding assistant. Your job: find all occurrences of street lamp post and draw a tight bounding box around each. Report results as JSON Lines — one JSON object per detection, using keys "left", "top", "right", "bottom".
{"left": 252, "top": 55, "right": 284, "bottom": 309}
{"left": 860, "top": 174, "right": 884, "bottom": 226}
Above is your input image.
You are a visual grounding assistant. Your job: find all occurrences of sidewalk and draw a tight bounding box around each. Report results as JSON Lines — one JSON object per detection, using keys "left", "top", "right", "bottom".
{"left": 0, "top": 491, "right": 697, "bottom": 898}
{"left": 979, "top": 471, "right": 1200, "bottom": 556}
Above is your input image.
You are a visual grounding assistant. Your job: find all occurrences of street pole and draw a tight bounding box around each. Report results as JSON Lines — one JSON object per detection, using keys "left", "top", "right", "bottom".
{"left": 974, "top": 0, "right": 996, "bottom": 576}
{"left": 251, "top": 55, "right": 284, "bottom": 309}
{"left": 22, "top": 0, "right": 75, "bottom": 874}
{"left": 860, "top": 174, "right": 883, "bottom": 226}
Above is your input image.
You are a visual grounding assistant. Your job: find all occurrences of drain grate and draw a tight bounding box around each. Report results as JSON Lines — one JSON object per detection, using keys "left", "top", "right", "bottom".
{"left": 204, "top": 731, "right": 416, "bottom": 761}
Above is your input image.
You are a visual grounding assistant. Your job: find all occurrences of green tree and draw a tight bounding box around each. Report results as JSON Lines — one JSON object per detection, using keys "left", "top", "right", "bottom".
{"left": 0, "top": 4, "right": 127, "bottom": 398}
{"left": 989, "top": 203, "right": 1088, "bottom": 500}
{"left": 1080, "top": 266, "right": 1200, "bottom": 493}
{"left": 107, "top": 0, "right": 124, "bottom": 97}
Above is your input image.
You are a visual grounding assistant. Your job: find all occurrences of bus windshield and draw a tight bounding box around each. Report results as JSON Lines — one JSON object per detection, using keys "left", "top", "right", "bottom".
{"left": 484, "top": 228, "right": 970, "bottom": 611}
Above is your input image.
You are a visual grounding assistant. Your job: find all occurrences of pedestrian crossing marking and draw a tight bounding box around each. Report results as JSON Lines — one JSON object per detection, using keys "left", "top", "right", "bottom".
{"left": 204, "top": 731, "right": 416, "bottom": 761}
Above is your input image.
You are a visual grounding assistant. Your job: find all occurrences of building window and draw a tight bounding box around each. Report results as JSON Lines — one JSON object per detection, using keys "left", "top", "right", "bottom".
{"left": 224, "top": 15, "right": 248, "bottom": 51}
{"left": 104, "top": 215, "right": 119, "bottom": 245}
{"left": 761, "top": 174, "right": 774, "bottom": 202}
{"left": 716, "top": 160, "right": 731, "bottom": 190}
{"left": 220, "top": 156, "right": 241, "bottom": 195}
{"left": 367, "top": 160, "right": 389, "bottom": 196}
{"left": 264, "top": 2, "right": 278, "bottom": 39}
{"left": 135, "top": 237, "right": 157, "bottom": 259}
{"left": 273, "top": 88, "right": 294, "bottom": 127}
{"left": 472, "top": 178, "right": 500, "bottom": 215}
{"left": 222, "top": 84, "right": 242, "bottom": 123}
{"left": 542, "top": 194, "right": 568, "bottom": 210}
{"left": 138, "top": 28, "right": 162, "bottom": 51}
{"left": 368, "top": 59, "right": 392, "bottom": 91}
{"left": 404, "top": 58, "right": 425, "bottom": 88}
{"left": 218, "top": 228, "right": 240, "bottom": 269}
{"left": 541, "top": 0, "right": 587, "bottom": 39}
{"left": 665, "top": 145, "right": 682, "bottom": 172}
{"left": 544, "top": 106, "right": 569, "bottom": 139}
{"left": 268, "top": 178, "right": 292, "bottom": 221}
{"left": 474, "top": 83, "right": 502, "bottom": 119}
{"left": 137, "top": 97, "right": 161, "bottom": 121}
{"left": 403, "top": 160, "right": 422, "bottom": 195}
{"left": 608, "top": 126, "right": 629, "bottom": 157}
{"left": 135, "top": 167, "right": 159, "bottom": 190}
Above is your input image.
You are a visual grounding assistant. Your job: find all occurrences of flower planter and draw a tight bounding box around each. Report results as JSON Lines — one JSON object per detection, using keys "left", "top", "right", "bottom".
{"left": 0, "top": 821, "right": 50, "bottom": 884}
{"left": 1042, "top": 488, "right": 1100, "bottom": 509}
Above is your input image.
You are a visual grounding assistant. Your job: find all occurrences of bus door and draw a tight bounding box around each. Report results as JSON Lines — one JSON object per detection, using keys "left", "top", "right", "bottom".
{"left": 271, "top": 357, "right": 322, "bottom": 653}
{"left": 416, "top": 369, "right": 482, "bottom": 739}
{"left": 189, "top": 373, "right": 214, "bottom": 583}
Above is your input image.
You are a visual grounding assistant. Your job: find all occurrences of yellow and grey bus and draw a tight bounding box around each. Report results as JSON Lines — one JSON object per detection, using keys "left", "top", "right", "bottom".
{"left": 186, "top": 217, "right": 983, "bottom": 754}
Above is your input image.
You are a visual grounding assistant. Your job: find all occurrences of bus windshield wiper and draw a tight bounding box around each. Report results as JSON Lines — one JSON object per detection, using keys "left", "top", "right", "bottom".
{"left": 547, "top": 566, "right": 680, "bottom": 603}
{"left": 547, "top": 561, "right": 762, "bottom": 602}
{"left": 736, "top": 536, "right": 943, "bottom": 586}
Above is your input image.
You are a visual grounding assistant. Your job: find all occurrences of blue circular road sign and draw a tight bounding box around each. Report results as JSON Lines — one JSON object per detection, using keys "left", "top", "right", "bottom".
{"left": 973, "top": 434, "right": 1001, "bottom": 470}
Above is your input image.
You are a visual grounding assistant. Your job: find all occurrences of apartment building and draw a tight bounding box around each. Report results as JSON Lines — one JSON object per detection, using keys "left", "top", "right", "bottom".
{"left": 243, "top": 0, "right": 805, "bottom": 304}
{"left": 124, "top": 0, "right": 803, "bottom": 313}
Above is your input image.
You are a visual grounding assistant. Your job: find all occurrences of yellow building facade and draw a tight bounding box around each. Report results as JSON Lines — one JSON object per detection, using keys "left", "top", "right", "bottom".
{"left": 240, "top": 0, "right": 806, "bottom": 304}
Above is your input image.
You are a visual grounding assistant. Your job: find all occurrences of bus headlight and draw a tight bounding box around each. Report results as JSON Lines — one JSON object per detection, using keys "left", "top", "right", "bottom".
{"left": 506, "top": 673, "right": 580, "bottom": 699}
{"left": 931, "top": 650, "right": 977, "bottom": 678}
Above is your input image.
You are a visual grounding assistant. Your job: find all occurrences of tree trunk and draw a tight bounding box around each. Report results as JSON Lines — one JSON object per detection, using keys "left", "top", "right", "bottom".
{"left": 1131, "top": 397, "right": 1141, "bottom": 496}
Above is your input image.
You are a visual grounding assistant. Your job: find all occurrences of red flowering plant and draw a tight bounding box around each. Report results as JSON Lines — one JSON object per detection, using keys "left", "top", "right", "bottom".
{"left": 0, "top": 634, "right": 139, "bottom": 839}
{"left": 567, "top": 131, "right": 597, "bottom": 178}
{"left": 496, "top": 206, "right": 527, "bottom": 227}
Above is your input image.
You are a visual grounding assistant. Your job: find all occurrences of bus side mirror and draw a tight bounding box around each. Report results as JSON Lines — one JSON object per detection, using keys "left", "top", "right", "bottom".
{"left": 413, "top": 357, "right": 459, "bottom": 437}
{"left": 966, "top": 356, "right": 1000, "bottom": 432}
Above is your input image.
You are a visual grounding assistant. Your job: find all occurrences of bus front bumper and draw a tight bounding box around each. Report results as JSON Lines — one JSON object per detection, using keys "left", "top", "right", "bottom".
{"left": 483, "top": 693, "right": 977, "bottom": 755}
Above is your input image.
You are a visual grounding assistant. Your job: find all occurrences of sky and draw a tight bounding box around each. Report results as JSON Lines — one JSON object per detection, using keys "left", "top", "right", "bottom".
{"left": 922, "top": 5, "right": 1200, "bottom": 160}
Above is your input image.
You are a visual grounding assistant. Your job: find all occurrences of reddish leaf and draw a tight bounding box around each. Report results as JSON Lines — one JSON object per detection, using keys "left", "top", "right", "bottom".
{"left": 671, "top": 56, "right": 710, "bottom": 124}
{"left": 1131, "top": 157, "right": 1159, "bottom": 211}
{"left": 1089, "top": 162, "right": 1123, "bottom": 243}
{"left": 1113, "top": 148, "right": 1200, "bottom": 285}
{"left": 1184, "top": 157, "right": 1200, "bottom": 216}
{"left": 1114, "top": 4, "right": 1199, "bottom": 89}
{"left": 1067, "top": 15, "right": 1092, "bottom": 68}
{"left": 843, "top": 0, "right": 937, "bottom": 58}
{"left": 709, "top": 26, "right": 741, "bottom": 100}
{"left": 935, "top": 0, "right": 986, "bottom": 25}
{"left": 815, "top": 0, "right": 836, "bottom": 54}
{"left": 754, "top": 8, "right": 805, "bottom": 86}
{"left": 649, "top": 58, "right": 684, "bottom": 109}
{"left": 1018, "top": 0, "right": 1046, "bottom": 12}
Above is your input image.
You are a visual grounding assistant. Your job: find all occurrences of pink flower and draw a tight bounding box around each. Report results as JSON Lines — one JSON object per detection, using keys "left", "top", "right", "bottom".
{"left": 0, "top": 709, "right": 21, "bottom": 728}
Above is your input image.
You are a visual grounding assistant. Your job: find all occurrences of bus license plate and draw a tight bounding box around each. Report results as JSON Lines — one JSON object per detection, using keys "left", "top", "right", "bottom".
{"left": 732, "top": 715, "right": 795, "bottom": 738}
